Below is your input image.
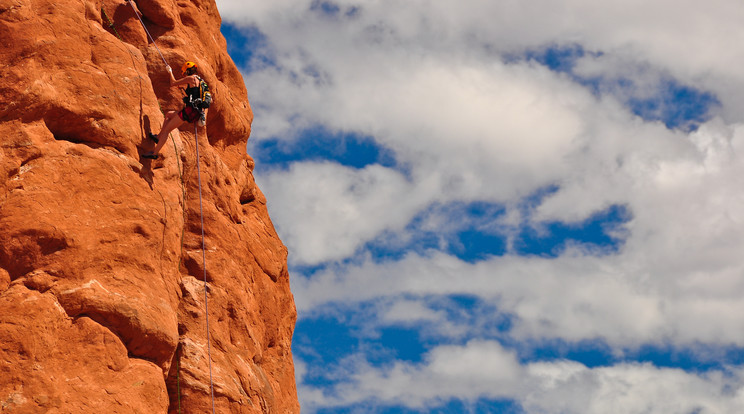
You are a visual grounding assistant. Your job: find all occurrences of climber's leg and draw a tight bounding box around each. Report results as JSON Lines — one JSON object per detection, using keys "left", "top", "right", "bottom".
{"left": 143, "top": 110, "right": 185, "bottom": 158}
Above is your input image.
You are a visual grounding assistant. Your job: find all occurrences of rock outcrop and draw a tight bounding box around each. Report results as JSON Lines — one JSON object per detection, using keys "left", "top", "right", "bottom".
{"left": 0, "top": 0, "right": 299, "bottom": 412}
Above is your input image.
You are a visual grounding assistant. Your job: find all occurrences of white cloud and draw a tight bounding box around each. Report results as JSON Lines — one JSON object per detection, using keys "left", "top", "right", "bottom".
{"left": 523, "top": 360, "right": 744, "bottom": 414}
{"left": 252, "top": 56, "right": 675, "bottom": 263}
{"left": 308, "top": 340, "right": 523, "bottom": 409}
{"left": 293, "top": 243, "right": 744, "bottom": 347}
{"left": 219, "top": 0, "right": 744, "bottom": 118}
{"left": 259, "top": 161, "right": 429, "bottom": 264}
{"left": 299, "top": 340, "right": 744, "bottom": 413}
{"left": 228, "top": 0, "right": 739, "bottom": 267}
{"left": 280, "top": 123, "right": 744, "bottom": 349}
{"left": 216, "top": 0, "right": 744, "bottom": 411}
{"left": 379, "top": 298, "right": 444, "bottom": 325}
{"left": 251, "top": 51, "right": 744, "bottom": 346}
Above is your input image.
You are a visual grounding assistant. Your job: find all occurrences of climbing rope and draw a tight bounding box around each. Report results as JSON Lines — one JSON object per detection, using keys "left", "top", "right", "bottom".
{"left": 100, "top": 8, "right": 124, "bottom": 42}
{"left": 125, "top": 0, "right": 168, "bottom": 67}
{"left": 115, "top": 3, "right": 217, "bottom": 412}
{"left": 126, "top": 1, "right": 194, "bottom": 279}
{"left": 194, "top": 124, "right": 217, "bottom": 414}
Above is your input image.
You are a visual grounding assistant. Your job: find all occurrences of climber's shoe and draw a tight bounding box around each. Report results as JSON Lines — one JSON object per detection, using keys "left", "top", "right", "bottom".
{"left": 141, "top": 152, "right": 159, "bottom": 160}
{"left": 148, "top": 132, "right": 159, "bottom": 144}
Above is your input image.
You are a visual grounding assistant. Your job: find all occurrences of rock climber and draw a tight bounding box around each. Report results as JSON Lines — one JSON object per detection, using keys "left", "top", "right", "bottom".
{"left": 142, "top": 61, "right": 210, "bottom": 160}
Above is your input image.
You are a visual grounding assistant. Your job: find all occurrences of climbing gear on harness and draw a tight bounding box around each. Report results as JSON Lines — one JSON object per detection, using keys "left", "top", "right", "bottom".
{"left": 182, "top": 75, "right": 212, "bottom": 110}
{"left": 141, "top": 152, "right": 158, "bottom": 160}
{"left": 180, "top": 73, "right": 211, "bottom": 124}
{"left": 178, "top": 106, "right": 200, "bottom": 123}
{"left": 148, "top": 132, "right": 159, "bottom": 144}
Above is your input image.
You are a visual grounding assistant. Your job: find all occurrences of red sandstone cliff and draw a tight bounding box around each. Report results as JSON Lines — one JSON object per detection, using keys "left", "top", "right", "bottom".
{"left": 0, "top": 0, "right": 299, "bottom": 412}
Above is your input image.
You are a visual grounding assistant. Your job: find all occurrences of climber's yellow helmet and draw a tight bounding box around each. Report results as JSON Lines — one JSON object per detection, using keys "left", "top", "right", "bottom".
{"left": 181, "top": 61, "right": 197, "bottom": 75}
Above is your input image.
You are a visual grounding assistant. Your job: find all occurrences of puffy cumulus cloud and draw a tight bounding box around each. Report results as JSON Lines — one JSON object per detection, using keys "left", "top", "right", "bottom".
{"left": 523, "top": 360, "right": 744, "bottom": 413}
{"left": 217, "top": 0, "right": 744, "bottom": 118}
{"left": 279, "top": 110, "right": 744, "bottom": 348}
{"left": 298, "top": 340, "right": 744, "bottom": 413}
{"left": 216, "top": 0, "right": 744, "bottom": 411}
{"left": 254, "top": 67, "right": 593, "bottom": 263}
{"left": 250, "top": 61, "right": 581, "bottom": 262}
{"left": 379, "top": 298, "right": 445, "bottom": 325}
{"left": 218, "top": 0, "right": 738, "bottom": 267}
{"left": 535, "top": 122, "right": 744, "bottom": 309}
{"left": 371, "top": 296, "right": 493, "bottom": 340}
{"left": 302, "top": 340, "right": 523, "bottom": 410}
{"left": 250, "top": 50, "right": 703, "bottom": 264}
{"left": 258, "top": 161, "right": 428, "bottom": 264}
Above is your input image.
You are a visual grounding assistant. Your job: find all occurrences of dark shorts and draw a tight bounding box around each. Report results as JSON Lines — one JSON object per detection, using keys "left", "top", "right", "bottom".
{"left": 178, "top": 105, "right": 200, "bottom": 123}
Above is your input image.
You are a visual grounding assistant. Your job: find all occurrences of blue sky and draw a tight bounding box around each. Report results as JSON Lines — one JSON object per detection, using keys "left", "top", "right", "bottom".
{"left": 216, "top": 1, "right": 744, "bottom": 412}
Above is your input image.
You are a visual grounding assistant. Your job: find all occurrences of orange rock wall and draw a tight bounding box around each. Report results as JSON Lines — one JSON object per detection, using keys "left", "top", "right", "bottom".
{"left": 0, "top": 0, "right": 299, "bottom": 412}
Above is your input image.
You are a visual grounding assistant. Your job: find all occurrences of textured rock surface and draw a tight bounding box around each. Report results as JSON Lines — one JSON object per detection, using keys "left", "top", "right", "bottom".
{"left": 0, "top": 0, "right": 299, "bottom": 412}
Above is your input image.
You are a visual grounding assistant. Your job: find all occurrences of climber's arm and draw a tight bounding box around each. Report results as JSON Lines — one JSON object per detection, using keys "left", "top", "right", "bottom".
{"left": 166, "top": 66, "right": 195, "bottom": 88}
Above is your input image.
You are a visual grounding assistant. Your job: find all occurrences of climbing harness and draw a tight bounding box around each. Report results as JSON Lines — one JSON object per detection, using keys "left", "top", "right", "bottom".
{"left": 117, "top": 2, "right": 217, "bottom": 412}
{"left": 182, "top": 76, "right": 212, "bottom": 110}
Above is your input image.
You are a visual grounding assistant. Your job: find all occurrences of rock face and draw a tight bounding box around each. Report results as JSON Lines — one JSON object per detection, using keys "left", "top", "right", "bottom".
{"left": 0, "top": 0, "right": 299, "bottom": 412}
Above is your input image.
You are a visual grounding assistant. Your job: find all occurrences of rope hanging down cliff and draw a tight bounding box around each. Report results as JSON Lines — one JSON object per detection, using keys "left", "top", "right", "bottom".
{"left": 193, "top": 123, "right": 217, "bottom": 414}
{"left": 101, "top": 5, "right": 189, "bottom": 275}
{"left": 124, "top": 1, "right": 217, "bottom": 412}
{"left": 125, "top": 0, "right": 168, "bottom": 67}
